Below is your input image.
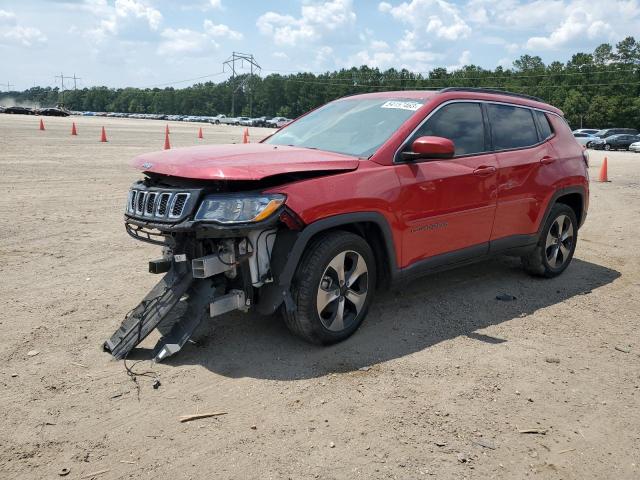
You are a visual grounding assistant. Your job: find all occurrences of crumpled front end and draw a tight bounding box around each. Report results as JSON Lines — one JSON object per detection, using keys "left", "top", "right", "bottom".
{"left": 104, "top": 173, "right": 304, "bottom": 362}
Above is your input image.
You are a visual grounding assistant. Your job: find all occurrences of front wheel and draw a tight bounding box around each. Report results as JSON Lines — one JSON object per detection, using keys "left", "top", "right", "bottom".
{"left": 604, "top": 144, "right": 611, "bottom": 151}
{"left": 283, "top": 231, "right": 376, "bottom": 345}
{"left": 522, "top": 204, "right": 578, "bottom": 278}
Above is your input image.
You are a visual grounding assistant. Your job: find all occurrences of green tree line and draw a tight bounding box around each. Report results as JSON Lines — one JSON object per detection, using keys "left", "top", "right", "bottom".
{"left": 2, "top": 37, "right": 640, "bottom": 129}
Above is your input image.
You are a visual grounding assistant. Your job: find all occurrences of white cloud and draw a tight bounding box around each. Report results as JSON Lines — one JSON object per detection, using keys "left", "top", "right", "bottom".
{"left": 203, "top": 20, "right": 242, "bottom": 40}
{"left": 447, "top": 50, "right": 471, "bottom": 71}
{"left": 208, "top": 0, "right": 222, "bottom": 9}
{"left": 157, "top": 20, "right": 240, "bottom": 56}
{"left": 348, "top": 37, "right": 441, "bottom": 71}
{"left": 524, "top": 2, "right": 620, "bottom": 50}
{"left": 464, "top": 0, "right": 638, "bottom": 52}
{"left": 257, "top": 0, "right": 356, "bottom": 46}
{"left": 157, "top": 27, "right": 218, "bottom": 56}
{"left": 86, "top": 0, "right": 162, "bottom": 40}
{"left": 0, "top": 9, "right": 47, "bottom": 47}
{"left": 378, "top": 0, "right": 471, "bottom": 41}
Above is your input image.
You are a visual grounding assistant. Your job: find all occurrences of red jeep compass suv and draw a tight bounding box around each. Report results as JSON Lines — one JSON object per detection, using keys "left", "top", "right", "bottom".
{"left": 105, "top": 87, "right": 589, "bottom": 362}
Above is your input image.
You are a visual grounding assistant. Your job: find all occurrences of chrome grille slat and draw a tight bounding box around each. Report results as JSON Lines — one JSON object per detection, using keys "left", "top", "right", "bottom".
{"left": 125, "top": 187, "right": 193, "bottom": 222}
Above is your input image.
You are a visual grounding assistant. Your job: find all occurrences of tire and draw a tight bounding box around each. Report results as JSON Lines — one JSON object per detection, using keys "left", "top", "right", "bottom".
{"left": 283, "top": 231, "right": 376, "bottom": 345}
{"left": 604, "top": 144, "right": 611, "bottom": 151}
{"left": 522, "top": 203, "right": 578, "bottom": 278}
{"left": 586, "top": 141, "right": 592, "bottom": 148}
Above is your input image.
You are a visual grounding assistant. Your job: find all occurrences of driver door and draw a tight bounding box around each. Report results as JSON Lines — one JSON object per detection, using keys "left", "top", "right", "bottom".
{"left": 394, "top": 102, "right": 498, "bottom": 268}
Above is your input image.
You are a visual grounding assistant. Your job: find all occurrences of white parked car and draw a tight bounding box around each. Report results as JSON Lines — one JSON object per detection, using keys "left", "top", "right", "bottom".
{"left": 629, "top": 141, "right": 640, "bottom": 153}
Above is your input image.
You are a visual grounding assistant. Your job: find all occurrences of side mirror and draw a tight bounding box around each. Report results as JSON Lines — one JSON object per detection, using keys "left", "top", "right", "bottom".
{"left": 401, "top": 136, "right": 455, "bottom": 161}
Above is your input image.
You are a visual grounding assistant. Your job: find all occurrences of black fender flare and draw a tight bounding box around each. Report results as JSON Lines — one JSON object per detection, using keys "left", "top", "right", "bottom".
{"left": 256, "top": 212, "right": 399, "bottom": 315}
{"left": 538, "top": 185, "right": 588, "bottom": 235}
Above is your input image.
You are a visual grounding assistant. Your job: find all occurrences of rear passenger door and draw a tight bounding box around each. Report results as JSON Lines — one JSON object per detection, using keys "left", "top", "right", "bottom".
{"left": 488, "top": 104, "right": 556, "bottom": 244}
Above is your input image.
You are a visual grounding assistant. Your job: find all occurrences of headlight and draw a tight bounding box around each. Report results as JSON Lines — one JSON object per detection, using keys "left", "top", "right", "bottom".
{"left": 194, "top": 193, "right": 285, "bottom": 224}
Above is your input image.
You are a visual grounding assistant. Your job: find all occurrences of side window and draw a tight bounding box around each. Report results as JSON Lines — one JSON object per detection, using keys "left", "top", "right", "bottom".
{"left": 534, "top": 110, "right": 553, "bottom": 140}
{"left": 412, "top": 102, "right": 485, "bottom": 156}
{"left": 487, "top": 104, "right": 539, "bottom": 150}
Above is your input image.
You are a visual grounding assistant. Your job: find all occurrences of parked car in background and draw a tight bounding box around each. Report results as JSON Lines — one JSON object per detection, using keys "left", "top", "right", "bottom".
{"left": 629, "top": 140, "right": 640, "bottom": 153}
{"left": 573, "top": 132, "right": 600, "bottom": 147}
{"left": 209, "top": 114, "right": 226, "bottom": 125}
{"left": 252, "top": 116, "right": 272, "bottom": 127}
{"left": 572, "top": 128, "right": 600, "bottom": 136}
{"left": 594, "top": 128, "right": 639, "bottom": 138}
{"left": 275, "top": 118, "right": 291, "bottom": 128}
{"left": 37, "top": 107, "right": 70, "bottom": 117}
{"left": 4, "top": 106, "right": 34, "bottom": 115}
{"left": 234, "top": 116, "right": 250, "bottom": 126}
{"left": 595, "top": 134, "right": 640, "bottom": 151}
{"left": 266, "top": 116, "right": 288, "bottom": 127}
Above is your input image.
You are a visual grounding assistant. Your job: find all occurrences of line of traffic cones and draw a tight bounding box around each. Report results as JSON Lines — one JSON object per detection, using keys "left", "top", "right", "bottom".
{"left": 37, "top": 120, "right": 211, "bottom": 146}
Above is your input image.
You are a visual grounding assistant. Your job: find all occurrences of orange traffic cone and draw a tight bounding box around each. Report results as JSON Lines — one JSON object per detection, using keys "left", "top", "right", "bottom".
{"left": 198, "top": 127, "right": 203, "bottom": 139}
{"left": 39, "top": 118, "right": 45, "bottom": 130}
{"left": 165, "top": 124, "right": 170, "bottom": 135}
{"left": 100, "top": 126, "right": 108, "bottom": 142}
{"left": 242, "top": 128, "right": 249, "bottom": 144}
{"left": 164, "top": 129, "right": 171, "bottom": 150}
{"left": 598, "top": 157, "right": 609, "bottom": 182}
{"left": 71, "top": 122, "right": 77, "bottom": 136}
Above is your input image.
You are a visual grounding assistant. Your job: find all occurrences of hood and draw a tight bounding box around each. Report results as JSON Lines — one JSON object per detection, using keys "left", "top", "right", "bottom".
{"left": 132, "top": 143, "right": 360, "bottom": 180}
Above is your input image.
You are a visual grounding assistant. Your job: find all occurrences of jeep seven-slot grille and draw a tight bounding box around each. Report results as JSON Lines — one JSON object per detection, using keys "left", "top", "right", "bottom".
{"left": 126, "top": 189, "right": 192, "bottom": 222}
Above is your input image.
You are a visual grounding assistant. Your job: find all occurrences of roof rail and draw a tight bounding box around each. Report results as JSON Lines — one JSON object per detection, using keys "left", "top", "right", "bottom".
{"left": 439, "top": 87, "right": 545, "bottom": 103}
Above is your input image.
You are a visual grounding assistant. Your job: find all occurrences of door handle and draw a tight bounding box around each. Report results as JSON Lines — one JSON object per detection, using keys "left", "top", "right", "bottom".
{"left": 473, "top": 165, "right": 497, "bottom": 176}
{"left": 540, "top": 155, "right": 555, "bottom": 165}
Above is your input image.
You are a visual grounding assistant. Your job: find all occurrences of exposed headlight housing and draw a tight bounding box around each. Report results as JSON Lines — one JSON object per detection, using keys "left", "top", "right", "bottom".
{"left": 194, "top": 193, "right": 286, "bottom": 224}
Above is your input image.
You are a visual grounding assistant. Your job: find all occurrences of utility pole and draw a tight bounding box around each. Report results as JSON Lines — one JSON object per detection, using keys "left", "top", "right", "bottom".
{"left": 4, "top": 81, "right": 14, "bottom": 92}
{"left": 222, "top": 52, "right": 261, "bottom": 117}
{"left": 54, "top": 73, "right": 78, "bottom": 106}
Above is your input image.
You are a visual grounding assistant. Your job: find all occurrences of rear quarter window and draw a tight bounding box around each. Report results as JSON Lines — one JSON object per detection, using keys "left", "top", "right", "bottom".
{"left": 534, "top": 110, "right": 553, "bottom": 140}
{"left": 488, "top": 104, "right": 539, "bottom": 150}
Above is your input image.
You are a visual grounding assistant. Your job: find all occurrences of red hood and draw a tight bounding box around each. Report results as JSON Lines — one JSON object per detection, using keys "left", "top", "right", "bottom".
{"left": 132, "top": 144, "right": 360, "bottom": 180}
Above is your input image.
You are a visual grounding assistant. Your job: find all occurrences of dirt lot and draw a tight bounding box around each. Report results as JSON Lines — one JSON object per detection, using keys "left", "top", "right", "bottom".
{"left": 0, "top": 113, "right": 638, "bottom": 480}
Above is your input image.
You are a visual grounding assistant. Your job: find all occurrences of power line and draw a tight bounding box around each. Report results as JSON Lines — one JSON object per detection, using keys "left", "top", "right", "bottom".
{"left": 140, "top": 71, "right": 226, "bottom": 89}
{"left": 3, "top": 81, "right": 14, "bottom": 92}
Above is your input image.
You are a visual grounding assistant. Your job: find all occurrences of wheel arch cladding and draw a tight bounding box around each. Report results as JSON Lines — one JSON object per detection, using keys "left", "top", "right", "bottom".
{"left": 257, "top": 212, "right": 398, "bottom": 315}
{"left": 555, "top": 192, "right": 583, "bottom": 228}
{"left": 279, "top": 212, "right": 398, "bottom": 289}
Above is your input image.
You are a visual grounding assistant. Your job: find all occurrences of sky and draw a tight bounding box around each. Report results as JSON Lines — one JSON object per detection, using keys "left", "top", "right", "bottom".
{"left": 0, "top": 0, "right": 639, "bottom": 90}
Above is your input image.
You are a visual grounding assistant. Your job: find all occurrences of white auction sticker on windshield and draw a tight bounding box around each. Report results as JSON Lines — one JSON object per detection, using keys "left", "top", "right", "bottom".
{"left": 381, "top": 100, "right": 423, "bottom": 111}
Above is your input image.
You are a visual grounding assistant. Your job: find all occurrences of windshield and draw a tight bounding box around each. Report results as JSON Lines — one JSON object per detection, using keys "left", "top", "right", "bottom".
{"left": 264, "top": 98, "right": 424, "bottom": 157}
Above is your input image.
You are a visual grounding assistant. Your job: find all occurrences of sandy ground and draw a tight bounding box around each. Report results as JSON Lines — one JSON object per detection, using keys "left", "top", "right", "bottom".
{"left": 0, "top": 113, "right": 638, "bottom": 480}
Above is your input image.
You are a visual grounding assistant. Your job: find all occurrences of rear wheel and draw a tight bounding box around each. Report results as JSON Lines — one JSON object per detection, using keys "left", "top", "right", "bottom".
{"left": 522, "top": 203, "right": 578, "bottom": 278}
{"left": 604, "top": 144, "right": 611, "bottom": 151}
{"left": 283, "top": 231, "right": 376, "bottom": 345}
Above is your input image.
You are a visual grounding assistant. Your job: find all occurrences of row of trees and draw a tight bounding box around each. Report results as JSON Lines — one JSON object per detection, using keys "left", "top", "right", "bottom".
{"left": 2, "top": 37, "right": 640, "bottom": 129}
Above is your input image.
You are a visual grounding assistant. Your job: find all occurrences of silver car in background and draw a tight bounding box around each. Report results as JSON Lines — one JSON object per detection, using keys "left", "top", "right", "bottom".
{"left": 573, "top": 132, "right": 602, "bottom": 148}
{"left": 630, "top": 141, "right": 640, "bottom": 153}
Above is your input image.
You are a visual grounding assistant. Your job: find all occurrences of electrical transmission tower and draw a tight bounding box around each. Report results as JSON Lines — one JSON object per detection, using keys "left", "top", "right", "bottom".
{"left": 4, "top": 81, "right": 14, "bottom": 92}
{"left": 54, "top": 73, "right": 80, "bottom": 106}
{"left": 222, "top": 52, "right": 261, "bottom": 117}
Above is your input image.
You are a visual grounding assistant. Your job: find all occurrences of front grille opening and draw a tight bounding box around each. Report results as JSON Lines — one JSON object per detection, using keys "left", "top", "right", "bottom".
{"left": 171, "top": 193, "right": 188, "bottom": 217}
{"left": 157, "top": 193, "right": 170, "bottom": 216}
{"left": 145, "top": 193, "right": 157, "bottom": 215}
{"left": 129, "top": 190, "right": 137, "bottom": 212}
{"left": 136, "top": 192, "right": 146, "bottom": 213}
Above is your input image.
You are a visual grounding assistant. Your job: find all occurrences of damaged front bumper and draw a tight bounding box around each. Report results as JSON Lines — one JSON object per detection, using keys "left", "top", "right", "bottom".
{"left": 104, "top": 180, "right": 299, "bottom": 362}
